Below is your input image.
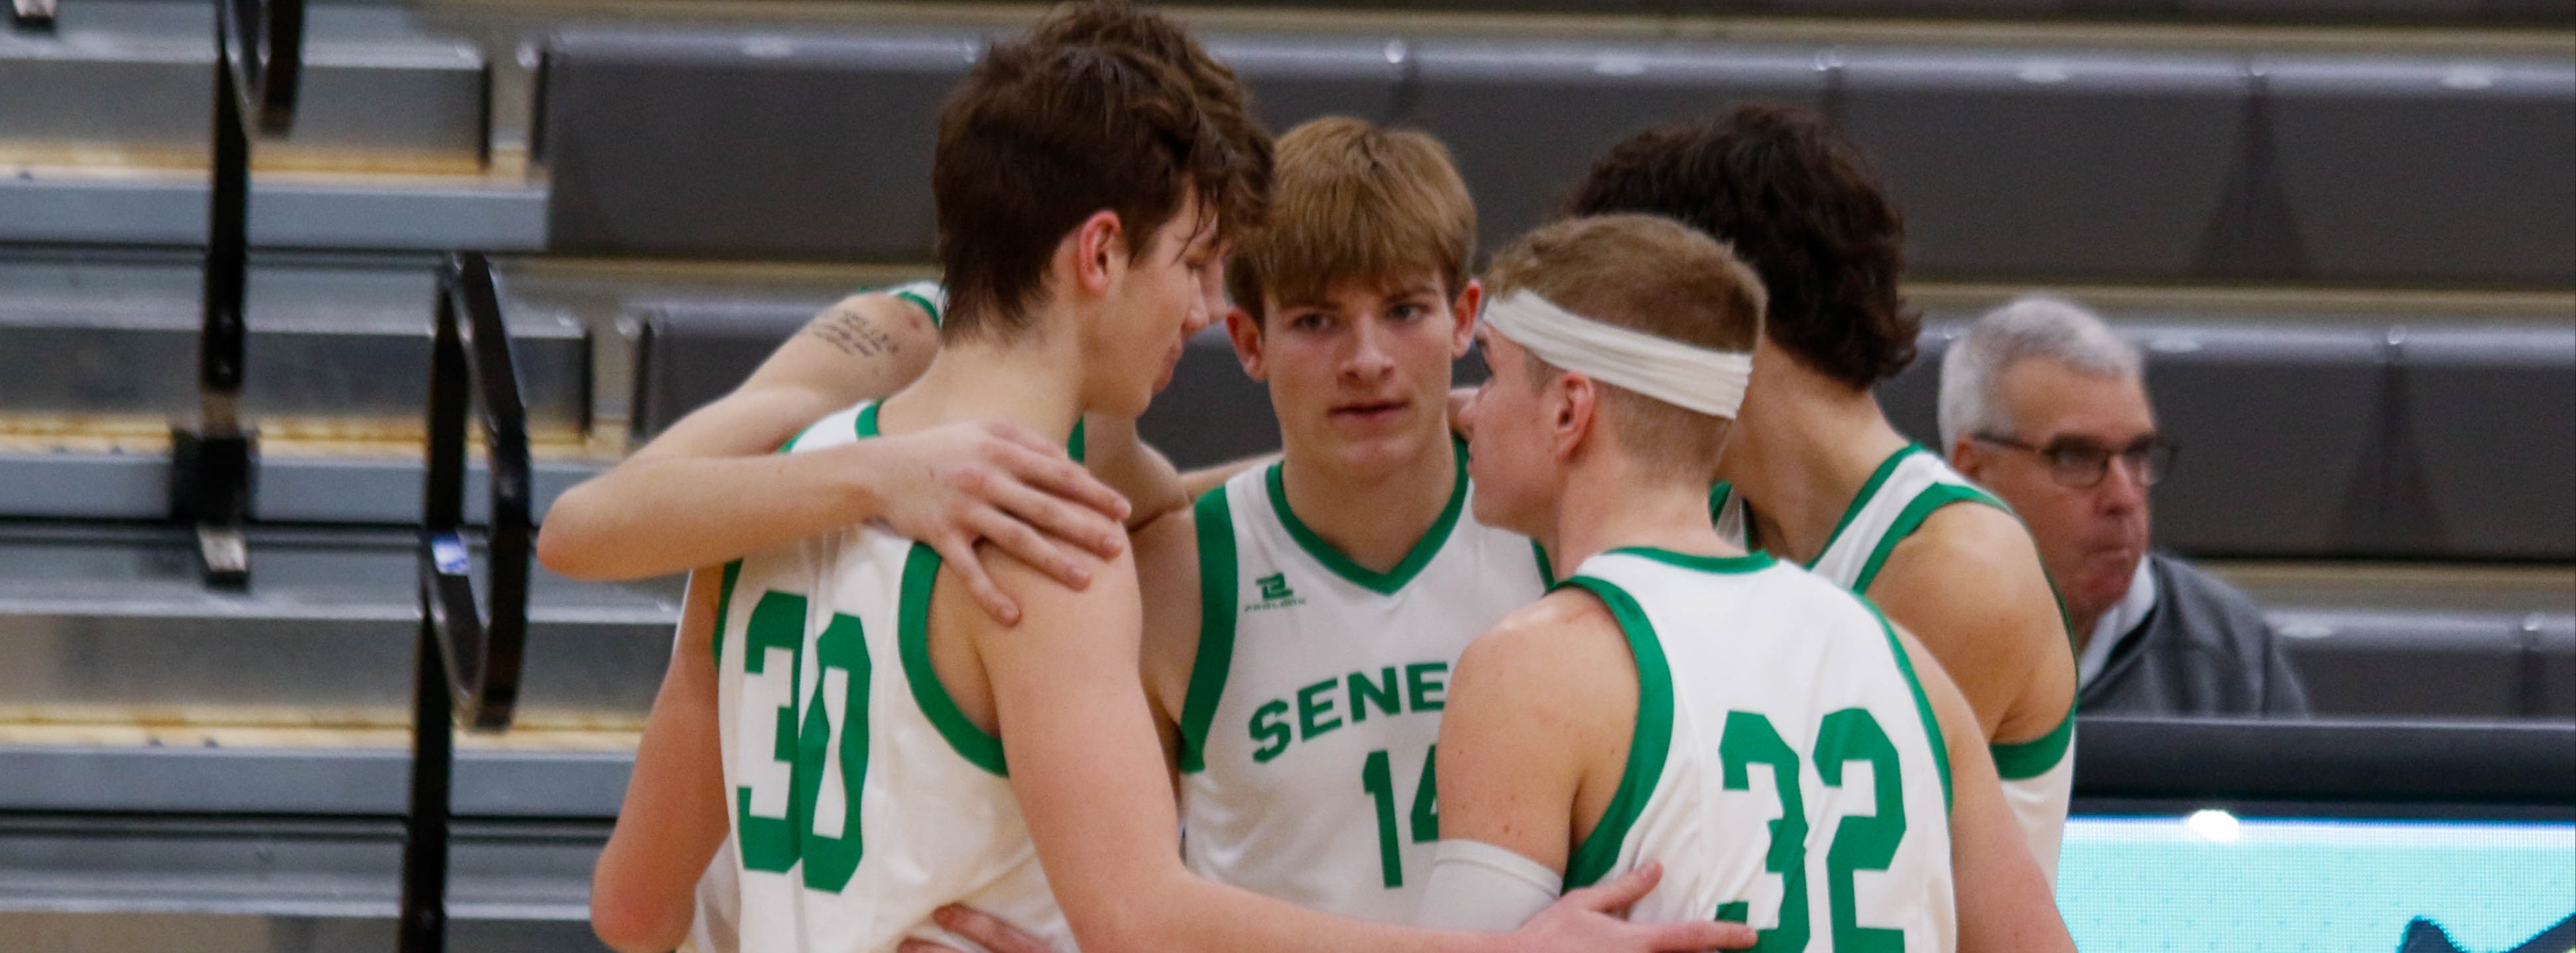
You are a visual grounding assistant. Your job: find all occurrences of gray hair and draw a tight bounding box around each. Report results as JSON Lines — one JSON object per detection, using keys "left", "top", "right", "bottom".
{"left": 1937, "top": 296, "right": 2142, "bottom": 450}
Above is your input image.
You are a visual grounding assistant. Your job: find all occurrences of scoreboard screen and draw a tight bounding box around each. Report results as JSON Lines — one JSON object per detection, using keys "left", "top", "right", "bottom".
{"left": 2059, "top": 814, "right": 2575, "bottom": 952}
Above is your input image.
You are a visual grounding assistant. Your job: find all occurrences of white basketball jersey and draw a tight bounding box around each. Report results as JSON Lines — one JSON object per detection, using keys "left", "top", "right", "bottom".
{"left": 1178, "top": 450, "right": 1552, "bottom": 924}
{"left": 1712, "top": 445, "right": 2074, "bottom": 883}
{"left": 711, "top": 402, "right": 1071, "bottom": 953}
{"left": 1562, "top": 549, "right": 1957, "bottom": 951}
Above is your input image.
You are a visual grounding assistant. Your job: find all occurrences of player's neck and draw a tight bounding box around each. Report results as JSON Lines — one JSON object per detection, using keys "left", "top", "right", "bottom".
{"left": 880, "top": 319, "right": 1087, "bottom": 446}
{"left": 1724, "top": 354, "right": 1910, "bottom": 564}
{"left": 1548, "top": 457, "right": 1738, "bottom": 575}
{"left": 1274, "top": 427, "right": 1459, "bottom": 575}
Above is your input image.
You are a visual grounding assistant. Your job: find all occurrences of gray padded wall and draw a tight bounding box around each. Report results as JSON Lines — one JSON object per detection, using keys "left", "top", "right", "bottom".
{"left": 2264, "top": 56, "right": 2576, "bottom": 286}
{"left": 1835, "top": 49, "right": 2249, "bottom": 280}
{"left": 628, "top": 299, "right": 840, "bottom": 439}
{"left": 2272, "top": 609, "right": 2532, "bottom": 718}
{"left": 2394, "top": 326, "right": 2576, "bottom": 558}
{"left": 1406, "top": 40, "right": 1825, "bottom": 261}
{"left": 1205, "top": 33, "right": 1408, "bottom": 133}
{"left": 540, "top": 29, "right": 980, "bottom": 260}
{"left": 2113, "top": 325, "right": 2387, "bottom": 555}
{"left": 1136, "top": 327, "right": 1278, "bottom": 471}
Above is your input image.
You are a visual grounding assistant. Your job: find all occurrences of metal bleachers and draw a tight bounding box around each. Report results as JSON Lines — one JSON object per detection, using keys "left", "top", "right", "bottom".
{"left": 1877, "top": 319, "right": 2576, "bottom": 561}
{"left": 532, "top": 23, "right": 2576, "bottom": 286}
{"left": 2, "top": 1, "right": 2569, "bottom": 948}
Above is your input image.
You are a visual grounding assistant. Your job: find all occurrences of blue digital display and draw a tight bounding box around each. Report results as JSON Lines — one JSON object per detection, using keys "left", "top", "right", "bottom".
{"left": 2059, "top": 814, "right": 2575, "bottom": 952}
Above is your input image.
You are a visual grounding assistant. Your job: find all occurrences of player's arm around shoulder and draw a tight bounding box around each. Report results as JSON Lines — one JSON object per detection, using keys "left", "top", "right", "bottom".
{"left": 1436, "top": 590, "right": 1640, "bottom": 883}
{"left": 538, "top": 291, "right": 941, "bottom": 579}
{"left": 1888, "top": 624, "right": 2074, "bottom": 953}
{"left": 1869, "top": 505, "right": 2077, "bottom": 743}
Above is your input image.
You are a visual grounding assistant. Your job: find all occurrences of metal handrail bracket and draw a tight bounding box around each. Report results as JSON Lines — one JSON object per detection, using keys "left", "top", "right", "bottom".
{"left": 402, "top": 251, "right": 533, "bottom": 953}
{"left": 175, "top": 0, "right": 306, "bottom": 588}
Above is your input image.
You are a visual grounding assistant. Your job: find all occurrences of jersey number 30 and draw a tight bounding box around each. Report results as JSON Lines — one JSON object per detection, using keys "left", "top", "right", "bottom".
{"left": 736, "top": 590, "right": 871, "bottom": 893}
{"left": 1716, "top": 708, "right": 1908, "bottom": 952}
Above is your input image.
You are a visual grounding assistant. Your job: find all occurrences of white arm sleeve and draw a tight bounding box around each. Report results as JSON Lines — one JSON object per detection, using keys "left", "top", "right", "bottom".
{"left": 1414, "top": 839, "right": 1565, "bottom": 931}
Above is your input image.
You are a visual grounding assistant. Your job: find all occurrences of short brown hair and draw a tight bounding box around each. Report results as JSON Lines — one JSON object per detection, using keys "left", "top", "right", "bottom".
{"left": 1569, "top": 103, "right": 1916, "bottom": 389}
{"left": 934, "top": 3, "right": 1270, "bottom": 341}
{"left": 1226, "top": 117, "right": 1475, "bottom": 322}
{"left": 1484, "top": 214, "right": 1766, "bottom": 480}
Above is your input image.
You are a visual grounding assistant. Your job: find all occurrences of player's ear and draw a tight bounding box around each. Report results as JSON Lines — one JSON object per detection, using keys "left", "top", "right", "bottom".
{"left": 1225, "top": 305, "right": 1269, "bottom": 381}
{"left": 1553, "top": 371, "right": 1597, "bottom": 460}
{"left": 1446, "top": 279, "right": 1482, "bottom": 359}
{"left": 1068, "top": 210, "right": 1125, "bottom": 295}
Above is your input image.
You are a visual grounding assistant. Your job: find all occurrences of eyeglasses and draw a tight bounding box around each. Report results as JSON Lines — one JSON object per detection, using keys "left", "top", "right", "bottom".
{"left": 1973, "top": 433, "right": 2177, "bottom": 489}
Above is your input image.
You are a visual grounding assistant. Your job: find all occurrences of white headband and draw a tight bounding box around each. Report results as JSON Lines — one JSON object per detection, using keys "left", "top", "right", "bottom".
{"left": 1479, "top": 289, "right": 1754, "bottom": 418}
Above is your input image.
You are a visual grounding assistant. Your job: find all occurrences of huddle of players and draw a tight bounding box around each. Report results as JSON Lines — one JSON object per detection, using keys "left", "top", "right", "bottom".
{"left": 549, "top": 2, "right": 2080, "bottom": 950}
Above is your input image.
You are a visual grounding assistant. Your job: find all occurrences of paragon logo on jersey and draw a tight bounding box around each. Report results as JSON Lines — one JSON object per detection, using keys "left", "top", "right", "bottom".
{"left": 1249, "top": 572, "right": 1306, "bottom": 611}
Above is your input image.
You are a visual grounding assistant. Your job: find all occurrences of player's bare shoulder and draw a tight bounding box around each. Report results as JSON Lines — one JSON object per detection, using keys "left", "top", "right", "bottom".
{"left": 1451, "top": 589, "right": 1637, "bottom": 746}
{"left": 1872, "top": 501, "right": 2076, "bottom": 739}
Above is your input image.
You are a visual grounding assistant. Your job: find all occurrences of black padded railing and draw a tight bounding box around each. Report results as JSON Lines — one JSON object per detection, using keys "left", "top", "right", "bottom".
{"left": 2073, "top": 716, "right": 2576, "bottom": 818}
{"left": 400, "top": 251, "right": 532, "bottom": 953}
{"left": 172, "top": 0, "right": 307, "bottom": 587}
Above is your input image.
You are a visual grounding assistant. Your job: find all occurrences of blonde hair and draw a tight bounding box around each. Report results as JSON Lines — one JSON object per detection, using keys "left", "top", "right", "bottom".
{"left": 1484, "top": 213, "right": 1767, "bottom": 480}
{"left": 1227, "top": 117, "right": 1475, "bottom": 319}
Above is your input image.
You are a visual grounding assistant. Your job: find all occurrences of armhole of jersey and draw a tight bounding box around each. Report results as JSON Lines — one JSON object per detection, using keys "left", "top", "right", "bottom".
{"left": 711, "top": 559, "right": 744, "bottom": 666}
{"left": 1530, "top": 538, "right": 1555, "bottom": 585}
{"left": 1989, "top": 702, "right": 2075, "bottom": 782}
{"left": 888, "top": 282, "right": 944, "bottom": 330}
{"left": 1176, "top": 485, "right": 1238, "bottom": 774}
{"left": 1068, "top": 417, "right": 1087, "bottom": 465}
{"left": 1868, "top": 599, "right": 1955, "bottom": 814}
{"left": 1849, "top": 482, "right": 2001, "bottom": 594}
{"left": 1558, "top": 576, "right": 1674, "bottom": 891}
{"left": 898, "top": 542, "right": 1010, "bottom": 777}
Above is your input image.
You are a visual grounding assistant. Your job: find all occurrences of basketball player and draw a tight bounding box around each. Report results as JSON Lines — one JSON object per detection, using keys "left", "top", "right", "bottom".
{"left": 1419, "top": 214, "right": 2072, "bottom": 950}
{"left": 1568, "top": 105, "right": 2080, "bottom": 880}
{"left": 906, "top": 115, "right": 1592, "bottom": 953}
{"left": 590, "top": 9, "right": 1748, "bottom": 953}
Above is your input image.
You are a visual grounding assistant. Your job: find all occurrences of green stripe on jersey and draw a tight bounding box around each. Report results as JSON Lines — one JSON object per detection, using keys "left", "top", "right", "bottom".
{"left": 1176, "top": 485, "right": 1240, "bottom": 773}
{"left": 1561, "top": 575, "right": 1676, "bottom": 890}
{"left": 898, "top": 542, "right": 1009, "bottom": 777}
{"left": 1809, "top": 447, "right": 1918, "bottom": 569}
{"left": 1849, "top": 481, "right": 2009, "bottom": 593}
{"left": 1264, "top": 439, "right": 1469, "bottom": 594}
{"left": 1989, "top": 702, "right": 2075, "bottom": 781}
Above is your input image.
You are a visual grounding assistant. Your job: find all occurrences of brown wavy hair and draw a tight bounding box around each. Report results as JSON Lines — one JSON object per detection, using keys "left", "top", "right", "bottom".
{"left": 934, "top": 1, "right": 1272, "bottom": 341}
{"left": 1568, "top": 103, "right": 1918, "bottom": 389}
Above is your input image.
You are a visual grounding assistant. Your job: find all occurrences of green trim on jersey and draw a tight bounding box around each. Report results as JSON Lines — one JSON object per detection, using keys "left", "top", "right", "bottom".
{"left": 1605, "top": 546, "right": 1776, "bottom": 575}
{"left": 1531, "top": 539, "right": 1556, "bottom": 585}
{"left": 898, "top": 542, "right": 1010, "bottom": 777}
{"left": 889, "top": 284, "right": 944, "bottom": 329}
{"left": 857, "top": 400, "right": 1084, "bottom": 462}
{"left": 1989, "top": 701, "right": 2075, "bottom": 781}
{"left": 1176, "top": 485, "right": 1240, "bottom": 774}
{"left": 1809, "top": 446, "right": 1918, "bottom": 569}
{"left": 1848, "top": 481, "right": 2010, "bottom": 593}
{"left": 1868, "top": 601, "right": 1954, "bottom": 813}
{"left": 712, "top": 559, "right": 743, "bottom": 665}
{"left": 1560, "top": 575, "right": 1676, "bottom": 890}
{"left": 1262, "top": 438, "right": 1469, "bottom": 595}
{"left": 1707, "top": 481, "right": 1733, "bottom": 524}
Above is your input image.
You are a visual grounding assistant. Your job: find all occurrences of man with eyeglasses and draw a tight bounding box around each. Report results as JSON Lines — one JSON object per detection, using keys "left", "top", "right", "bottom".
{"left": 1942, "top": 296, "right": 2308, "bottom": 717}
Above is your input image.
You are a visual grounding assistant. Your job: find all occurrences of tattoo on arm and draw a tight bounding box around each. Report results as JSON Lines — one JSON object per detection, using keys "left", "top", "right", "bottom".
{"left": 806, "top": 306, "right": 900, "bottom": 359}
